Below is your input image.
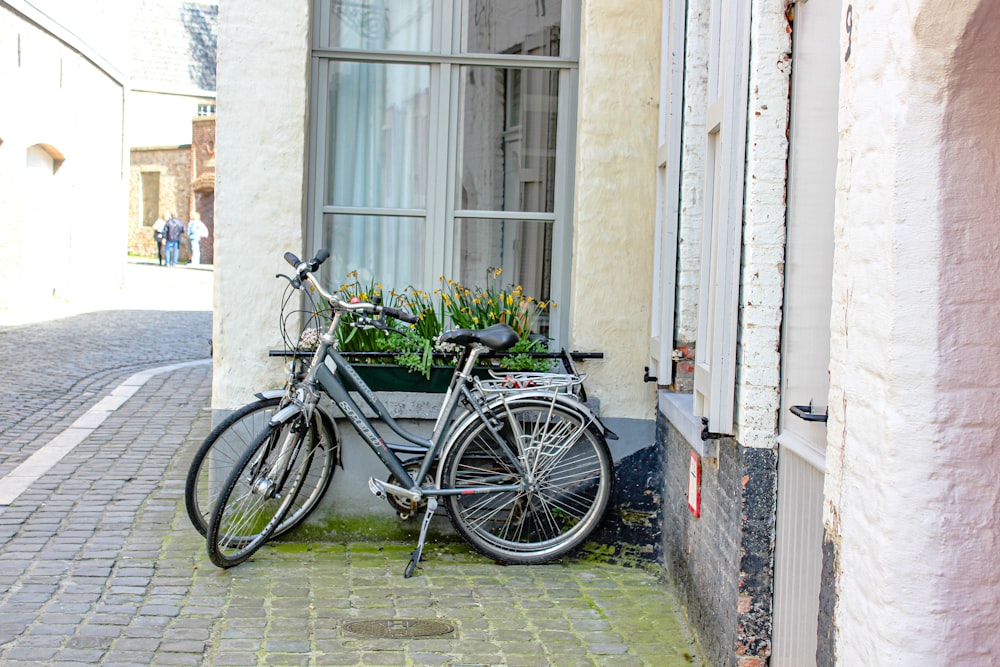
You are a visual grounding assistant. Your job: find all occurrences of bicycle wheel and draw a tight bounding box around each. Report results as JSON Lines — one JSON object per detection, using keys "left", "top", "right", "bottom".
{"left": 184, "top": 398, "right": 337, "bottom": 538}
{"left": 185, "top": 397, "right": 279, "bottom": 536}
{"left": 206, "top": 413, "right": 318, "bottom": 568}
{"left": 441, "top": 398, "right": 613, "bottom": 565}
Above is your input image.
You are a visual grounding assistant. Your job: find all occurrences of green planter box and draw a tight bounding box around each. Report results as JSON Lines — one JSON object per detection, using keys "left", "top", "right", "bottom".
{"left": 351, "top": 364, "right": 456, "bottom": 393}
{"left": 349, "top": 364, "right": 496, "bottom": 393}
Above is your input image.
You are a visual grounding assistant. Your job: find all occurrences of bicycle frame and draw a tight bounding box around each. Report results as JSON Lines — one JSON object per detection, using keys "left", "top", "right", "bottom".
{"left": 282, "top": 306, "right": 527, "bottom": 502}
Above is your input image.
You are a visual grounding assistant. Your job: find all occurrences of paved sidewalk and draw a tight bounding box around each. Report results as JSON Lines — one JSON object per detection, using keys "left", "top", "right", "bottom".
{"left": 0, "top": 265, "right": 705, "bottom": 666}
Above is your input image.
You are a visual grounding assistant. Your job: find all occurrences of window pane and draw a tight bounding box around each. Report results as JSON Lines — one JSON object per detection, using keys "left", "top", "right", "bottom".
{"left": 326, "top": 0, "right": 433, "bottom": 51}
{"left": 458, "top": 67, "right": 558, "bottom": 213}
{"left": 325, "top": 62, "right": 430, "bottom": 209}
{"left": 454, "top": 217, "right": 553, "bottom": 332}
{"left": 465, "top": 0, "right": 562, "bottom": 56}
{"left": 323, "top": 213, "right": 425, "bottom": 290}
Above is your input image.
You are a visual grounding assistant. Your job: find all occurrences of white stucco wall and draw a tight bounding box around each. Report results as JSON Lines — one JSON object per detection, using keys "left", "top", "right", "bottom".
{"left": 128, "top": 90, "right": 214, "bottom": 148}
{"left": 0, "top": 6, "right": 127, "bottom": 316}
{"left": 570, "top": 0, "right": 660, "bottom": 420}
{"left": 212, "top": 0, "right": 310, "bottom": 409}
{"left": 826, "top": 1, "right": 1000, "bottom": 662}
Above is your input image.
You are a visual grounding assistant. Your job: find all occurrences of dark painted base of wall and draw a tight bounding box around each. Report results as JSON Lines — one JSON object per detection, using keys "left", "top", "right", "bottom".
{"left": 817, "top": 534, "right": 838, "bottom": 667}
{"left": 657, "top": 409, "right": 777, "bottom": 667}
{"left": 588, "top": 441, "right": 664, "bottom": 566}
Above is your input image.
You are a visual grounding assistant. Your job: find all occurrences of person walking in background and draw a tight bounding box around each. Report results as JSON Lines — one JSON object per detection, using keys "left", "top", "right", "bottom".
{"left": 163, "top": 212, "right": 185, "bottom": 267}
{"left": 152, "top": 212, "right": 166, "bottom": 266}
{"left": 187, "top": 212, "right": 209, "bottom": 265}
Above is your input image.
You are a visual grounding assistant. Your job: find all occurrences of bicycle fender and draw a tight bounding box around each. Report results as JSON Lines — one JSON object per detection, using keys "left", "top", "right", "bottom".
{"left": 254, "top": 389, "right": 286, "bottom": 400}
{"left": 483, "top": 391, "right": 619, "bottom": 441}
{"left": 434, "top": 393, "right": 616, "bottom": 488}
{"left": 268, "top": 403, "right": 303, "bottom": 426}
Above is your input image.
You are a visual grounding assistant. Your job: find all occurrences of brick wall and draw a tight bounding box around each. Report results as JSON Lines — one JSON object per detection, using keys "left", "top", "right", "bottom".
{"left": 659, "top": 414, "right": 777, "bottom": 667}
{"left": 128, "top": 146, "right": 191, "bottom": 259}
{"left": 191, "top": 117, "right": 216, "bottom": 263}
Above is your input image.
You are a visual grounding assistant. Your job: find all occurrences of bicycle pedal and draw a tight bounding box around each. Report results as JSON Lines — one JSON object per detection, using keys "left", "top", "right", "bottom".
{"left": 369, "top": 477, "right": 422, "bottom": 502}
{"left": 368, "top": 477, "right": 387, "bottom": 499}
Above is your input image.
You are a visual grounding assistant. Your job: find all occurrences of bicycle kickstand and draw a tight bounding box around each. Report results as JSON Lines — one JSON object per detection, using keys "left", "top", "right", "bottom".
{"left": 404, "top": 497, "right": 438, "bottom": 578}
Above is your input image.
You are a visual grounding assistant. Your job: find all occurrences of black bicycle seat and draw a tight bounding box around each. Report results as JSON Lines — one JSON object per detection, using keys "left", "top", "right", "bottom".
{"left": 439, "top": 323, "right": 519, "bottom": 351}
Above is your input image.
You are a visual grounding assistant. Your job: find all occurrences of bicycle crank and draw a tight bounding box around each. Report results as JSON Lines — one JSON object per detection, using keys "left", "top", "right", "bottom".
{"left": 385, "top": 460, "right": 431, "bottom": 518}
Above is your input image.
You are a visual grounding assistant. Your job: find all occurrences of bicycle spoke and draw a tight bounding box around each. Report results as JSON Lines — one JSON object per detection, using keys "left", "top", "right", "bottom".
{"left": 443, "top": 399, "right": 613, "bottom": 564}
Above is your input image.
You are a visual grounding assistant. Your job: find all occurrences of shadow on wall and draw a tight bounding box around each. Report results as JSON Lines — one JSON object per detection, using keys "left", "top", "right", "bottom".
{"left": 182, "top": 3, "right": 218, "bottom": 90}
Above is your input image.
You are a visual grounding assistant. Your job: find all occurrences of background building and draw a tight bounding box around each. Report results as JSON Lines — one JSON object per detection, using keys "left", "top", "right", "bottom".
{"left": 127, "top": 0, "right": 218, "bottom": 263}
{"left": 0, "top": 0, "right": 131, "bottom": 314}
{"left": 0, "top": 0, "right": 218, "bottom": 323}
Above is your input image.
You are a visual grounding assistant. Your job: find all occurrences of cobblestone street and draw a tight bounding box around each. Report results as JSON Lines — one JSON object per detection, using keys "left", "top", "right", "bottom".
{"left": 0, "top": 262, "right": 702, "bottom": 666}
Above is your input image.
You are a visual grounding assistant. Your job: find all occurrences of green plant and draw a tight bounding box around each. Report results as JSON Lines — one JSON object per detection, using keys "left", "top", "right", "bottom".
{"left": 330, "top": 270, "right": 557, "bottom": 378}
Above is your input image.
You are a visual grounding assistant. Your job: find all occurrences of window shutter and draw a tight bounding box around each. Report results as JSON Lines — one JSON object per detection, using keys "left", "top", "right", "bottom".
{"left": 693, "top": 0, "right": 750, "bottom": 435}
{"left": 649, "top": 0, "right": 687, "bottom": 385}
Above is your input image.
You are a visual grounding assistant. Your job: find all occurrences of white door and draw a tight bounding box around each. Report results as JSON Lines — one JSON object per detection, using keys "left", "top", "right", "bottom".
{"left": 771, "top": 0, "right": 840, "bottom": 664}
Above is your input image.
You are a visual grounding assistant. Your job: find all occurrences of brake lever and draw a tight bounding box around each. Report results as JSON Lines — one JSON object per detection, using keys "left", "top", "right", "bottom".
{"left": 275, "top": 273, "right": 302, "bottom": 289}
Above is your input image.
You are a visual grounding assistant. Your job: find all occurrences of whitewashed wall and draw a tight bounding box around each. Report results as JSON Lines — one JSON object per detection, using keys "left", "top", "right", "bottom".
{"left": 826, "top": 1, "right": 1000, "bottom": 663}
{"left": 571, "top": 0, "right": 661, "bottom": 420}
{"left": 0, "top": 5, "right": 127, "bottom": 316}
{"left": 128, "top": 90, "right": 213, "bottom": 148}
{"left": 212, "top": 0, "right": 310, "bottom": 409}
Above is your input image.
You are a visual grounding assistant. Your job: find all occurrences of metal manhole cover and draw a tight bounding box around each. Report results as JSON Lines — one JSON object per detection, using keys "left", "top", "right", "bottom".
{"left": 342, "top": 618, "right": 456, "bottom": 638}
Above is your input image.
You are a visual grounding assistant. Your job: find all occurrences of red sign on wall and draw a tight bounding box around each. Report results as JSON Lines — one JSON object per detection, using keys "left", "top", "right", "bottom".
{"left": 688, "top": 450, "right": 701, "bottom": 517}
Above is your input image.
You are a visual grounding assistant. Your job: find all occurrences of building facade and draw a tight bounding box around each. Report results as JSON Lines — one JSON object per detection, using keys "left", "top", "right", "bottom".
{"left": 0, "top": 0, "right": 130, "bottom": 315}
{"left": 213, "top": 1, "right": 1000, "bottom": 665}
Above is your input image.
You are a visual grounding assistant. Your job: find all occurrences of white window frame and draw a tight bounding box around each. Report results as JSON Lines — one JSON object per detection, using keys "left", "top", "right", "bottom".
{"left": 649, "top": 0, "right": 687, "bottom": 385}
{"left": 692, "top": 0, "right": 750, "bottom": 435}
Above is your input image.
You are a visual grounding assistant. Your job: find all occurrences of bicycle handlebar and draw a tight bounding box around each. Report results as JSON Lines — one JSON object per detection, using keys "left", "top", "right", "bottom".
{"left": 282, "top": 250, "right": 419, "bottom": 325}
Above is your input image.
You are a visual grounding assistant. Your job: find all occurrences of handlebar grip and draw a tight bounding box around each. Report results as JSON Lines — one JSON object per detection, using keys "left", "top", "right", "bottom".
{"left": 283, "top": 252, "right": 301, "bottom": 268}
{"left": 314, "top": 249, "right": 330, "bottom": 264}
{"left": 384, "top": 306, "right": 419, "bottom": 324}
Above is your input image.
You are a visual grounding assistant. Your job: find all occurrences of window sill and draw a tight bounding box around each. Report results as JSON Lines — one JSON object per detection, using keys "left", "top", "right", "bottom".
{"left": 658, "top": 390, "right": 718, "bottom": 459}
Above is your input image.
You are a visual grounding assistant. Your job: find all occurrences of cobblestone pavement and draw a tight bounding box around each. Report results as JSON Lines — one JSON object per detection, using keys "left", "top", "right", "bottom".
{"left": 0, "top": 264, "right": 703, "bottom": 667}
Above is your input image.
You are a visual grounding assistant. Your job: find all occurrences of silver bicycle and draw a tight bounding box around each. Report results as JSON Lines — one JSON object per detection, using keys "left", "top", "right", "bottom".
{"left": 206, "top": 250, "right": 616, "bottom": 577}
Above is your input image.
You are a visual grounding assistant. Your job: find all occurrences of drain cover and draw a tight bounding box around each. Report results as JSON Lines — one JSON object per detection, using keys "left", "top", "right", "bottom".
{"left": 342, "top": 618, "right": 456, "bottom": 638}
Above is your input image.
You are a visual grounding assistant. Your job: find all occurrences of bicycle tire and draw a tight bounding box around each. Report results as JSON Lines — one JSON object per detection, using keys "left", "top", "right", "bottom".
{"left": 184, "top": 398, "right": 337, "bottom": 538}
{"left": 205, "top": 413, "right": 317, "bottom": 568}
{"left": 441, "top": 398, "right": 613, "bottom": 565}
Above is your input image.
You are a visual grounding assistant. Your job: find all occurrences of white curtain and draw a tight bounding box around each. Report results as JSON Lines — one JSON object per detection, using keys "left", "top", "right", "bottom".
{"left": 325, "top": 0, "right": 431, "bottom": 289}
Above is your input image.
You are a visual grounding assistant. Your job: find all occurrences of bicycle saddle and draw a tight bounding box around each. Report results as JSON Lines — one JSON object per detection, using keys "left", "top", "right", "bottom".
{"left": 439, "top": 323, "right": 519, "bottom": 351}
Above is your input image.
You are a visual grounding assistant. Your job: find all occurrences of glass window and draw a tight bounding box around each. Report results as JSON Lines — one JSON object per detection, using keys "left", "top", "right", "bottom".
{"left": 311, "top": 0, "right": 577, "bottom": 342}
{"left": 464, "top": 0, "right": 562, "bottom": 56}
{"left": 454, "top": 217, "right": 553, "bottom": 313}
{"left": 323, "top": 213, "right": 425, "bottom": 290}
{"left": 141, "top": 172, "right": 161, "bottom": 227}
{"left": 458, "top": 67, "right": 558, "bottom": 213}
{"left": 324, "top": 62, "right": 430, "bottom": 209}
{"left": 325, "top": 0, "right": 433, "bottom": 51}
